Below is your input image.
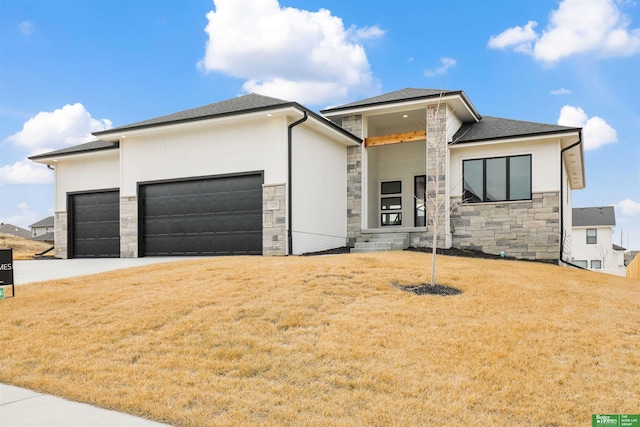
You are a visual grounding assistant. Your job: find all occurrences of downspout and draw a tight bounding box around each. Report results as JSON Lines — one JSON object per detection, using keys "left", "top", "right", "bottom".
{"left": 287, "top": 111, "right": 308, "bottom": 255}
{"left": 559, "top": 132, "right": 583, "bottom": 267}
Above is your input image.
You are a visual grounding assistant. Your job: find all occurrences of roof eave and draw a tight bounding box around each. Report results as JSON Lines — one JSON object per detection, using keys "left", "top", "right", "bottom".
{"left": 322, "top": 90, "right": 482, "bottom": 121}
{"left": 29, "top": 144, "right": 119, "bottom": 164}
{"left": 93, "top": 102, "right": 300, "bottom": 141}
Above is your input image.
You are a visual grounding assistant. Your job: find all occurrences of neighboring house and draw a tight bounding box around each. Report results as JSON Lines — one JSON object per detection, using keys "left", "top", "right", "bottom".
{"left": 29, "top": 88, "right": 585, "bottom": 261}
{"left": 0, "top": 223, "right": 31, "bottom": 239}
{"left": 29, "top": 216, "right": 55, "bottom": 242}
{"left": 571, "top": 207, "right": 626, "bottom": 276}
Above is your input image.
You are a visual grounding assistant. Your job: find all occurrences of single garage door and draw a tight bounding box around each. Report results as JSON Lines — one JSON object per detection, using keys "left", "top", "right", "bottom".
{"left": 140, "top": 173, "right": 263, "bottom": 256}
{"left": 69, "top": 190, "right": 120, "bottom": 258}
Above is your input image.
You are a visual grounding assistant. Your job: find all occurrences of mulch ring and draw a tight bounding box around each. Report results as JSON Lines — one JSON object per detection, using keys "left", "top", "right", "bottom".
{"left": 394, "top": 283, "right": 463, "bottom": 296}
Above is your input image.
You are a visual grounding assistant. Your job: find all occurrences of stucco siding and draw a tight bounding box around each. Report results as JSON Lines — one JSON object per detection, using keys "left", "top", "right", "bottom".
{"left": 54, "top": 152, "right": 120, "bottom": 211}
{"left": 120, "top": 116, "right": 287, "bottom": 197}
{"left": 291, "top": 126, "right": 348, "bottom": 254}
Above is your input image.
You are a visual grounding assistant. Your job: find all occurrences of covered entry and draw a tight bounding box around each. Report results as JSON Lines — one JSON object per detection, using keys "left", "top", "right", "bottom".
{"left": 68, "top": 190, "right": 120, "bottom": 258}
{"left": 139, "top": 173, "right": 263, "bottom": 256}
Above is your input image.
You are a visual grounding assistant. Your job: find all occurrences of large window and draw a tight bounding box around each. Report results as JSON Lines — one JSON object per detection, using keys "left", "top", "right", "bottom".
{"left": 463, "top": 155, "right": 531, "bottom": 203}
{"left": 586, "top": 229, "right": 597, "bottom": 244}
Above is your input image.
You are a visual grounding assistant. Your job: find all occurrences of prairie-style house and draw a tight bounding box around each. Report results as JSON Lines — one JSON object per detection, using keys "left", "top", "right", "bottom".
{"left": 30, "top": 88, "right": 584, "bottom": 262}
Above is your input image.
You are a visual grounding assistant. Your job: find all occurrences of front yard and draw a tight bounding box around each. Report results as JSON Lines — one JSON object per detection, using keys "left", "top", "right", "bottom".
{"left": 1, "top": 252, "right": 637, "bottom": 426}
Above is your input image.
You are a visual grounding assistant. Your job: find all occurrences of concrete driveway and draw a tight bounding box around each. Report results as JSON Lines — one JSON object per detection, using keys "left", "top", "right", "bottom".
{"left": 13, "top": 257, "right": 205, "bottom": 285}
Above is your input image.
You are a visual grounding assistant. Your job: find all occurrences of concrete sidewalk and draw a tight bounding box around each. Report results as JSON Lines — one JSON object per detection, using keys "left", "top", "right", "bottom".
{"left": 5, "top": 257, "right": 207, "bottom": 426}
{"left": 0, "top": 383, "right": 173, "bottom": 427}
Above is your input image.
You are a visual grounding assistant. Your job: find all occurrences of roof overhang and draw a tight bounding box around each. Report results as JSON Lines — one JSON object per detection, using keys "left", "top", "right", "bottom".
{"left": 29, "top": 143, "right": 119, "bottom": 165}
{"left": 94, "top": 105, "right": 361, "bottom": 146}
{"left": 322, "top": 91, "right": 481, "bottom": 124}
{"left": 561, "top": 130, "right": 585, "bottom": 190}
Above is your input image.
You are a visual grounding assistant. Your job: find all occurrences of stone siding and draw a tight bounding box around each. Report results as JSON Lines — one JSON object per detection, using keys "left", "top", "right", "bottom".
{"left": 54, "top": 211, "right": 68, "bottom": 259}
{"left": 120, "top": 196, "right": 137, "bottom": 258}
{"left": 450, "top": 192, "right": 561, "bottom": 260}
{"left": 425, "top": 104, "right": 448, "bottom": 245}
{"left": 343, "top": 115, "right": 363, "bottom": 246}
{"left": 342, "top": 115, "right": 362, "bottom": 138}
{"left": 263, "top": 183, "right": 286, "bottom": 256}
{"left": 346, "top": 145, "right": 362, "bottom": 245}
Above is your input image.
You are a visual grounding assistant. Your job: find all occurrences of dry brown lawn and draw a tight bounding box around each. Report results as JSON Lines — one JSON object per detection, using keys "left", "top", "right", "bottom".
{"left": 0, "top": 233, "right": 52, "bottom": 260}
{"left": 1, "top": 252, "right": 638, "bottom": 426}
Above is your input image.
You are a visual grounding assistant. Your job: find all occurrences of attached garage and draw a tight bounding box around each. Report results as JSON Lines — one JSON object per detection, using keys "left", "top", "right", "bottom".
{"left": 139, "top": 173, "right": 263, "bottom": 256}
{"left": 68, "top": 190, "right": 120, "bottom": 258}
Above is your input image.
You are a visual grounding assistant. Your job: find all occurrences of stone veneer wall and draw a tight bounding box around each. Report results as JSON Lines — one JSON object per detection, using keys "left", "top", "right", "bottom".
{"left": 262, "top": 183, "right": 286, "bottom": 256}
{"left": 342, "top": 115, "right": 363, "bottom": 246}
{"left": 450, "top": 191, "right": 561, "bottom": 260}
{"left": 425, "top": 104, "right": 448, "bottom": 246}
{"left": 120, "top": 196, "right": 137, "bottom": 258}
{"left": 54, "top": 211, "right": 68, "bottom": 259}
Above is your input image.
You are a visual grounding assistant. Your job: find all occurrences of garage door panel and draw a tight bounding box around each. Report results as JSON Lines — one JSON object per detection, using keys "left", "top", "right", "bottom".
{"left": 70, "top": 190, "right": 120, "bottom": 258}
{"left": 141, "top": 174, "right": 262, "bottom": 256}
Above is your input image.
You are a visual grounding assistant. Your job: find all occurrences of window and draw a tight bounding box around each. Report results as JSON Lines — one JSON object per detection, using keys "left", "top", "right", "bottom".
{"left": 591, "top": 260, "right": 602, "bottom": 269}
{"left": 574, "top": 260, "right": 588, "bottom": 268}
{"left": 463, "top": 155, "right": 531, "bottom": 203}
{"left": 381, "top": 180, "right": 402, "bottom": 226}
{"left": 586, "top": 229, "right": 597, "bottom": 244}
{"left": 414, "top": 175, "right": 426, "bottom": 227}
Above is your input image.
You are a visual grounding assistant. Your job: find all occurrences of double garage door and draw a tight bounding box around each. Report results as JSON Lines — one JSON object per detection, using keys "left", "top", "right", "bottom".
{"left": 68, "top": 173, "right": 263, "bottom": 258}
{"left": 140, "top": 173, "right": 263, "bottom": 256}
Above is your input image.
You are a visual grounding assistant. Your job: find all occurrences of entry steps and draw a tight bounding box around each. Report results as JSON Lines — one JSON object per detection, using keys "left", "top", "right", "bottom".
{"left": 351, "top": 232, "right": 410, "bottom": 253}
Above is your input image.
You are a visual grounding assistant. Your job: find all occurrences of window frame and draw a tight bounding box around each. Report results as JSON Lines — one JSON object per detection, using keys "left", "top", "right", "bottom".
{"left": 573, "top": 260, "right": 588, "bottom": 268}
{"left": 591, "top": 260, "right": 602, "bottom": 269}
{"left": 586, "top": 229, "right": 597, "bottom": 244}
{"left": 380, "top": 180, "right": 402, "bottom": 227}
{"left": 462, "top": 154, "right": 532, "bottom": 203}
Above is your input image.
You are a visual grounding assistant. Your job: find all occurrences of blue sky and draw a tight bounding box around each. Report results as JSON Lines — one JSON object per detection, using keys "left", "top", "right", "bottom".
{"left": 1, "top": 0, "right": 639, "bottom": 249}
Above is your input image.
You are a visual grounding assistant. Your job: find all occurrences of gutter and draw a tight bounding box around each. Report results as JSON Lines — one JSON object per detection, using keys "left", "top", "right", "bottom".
{"left": 559, "top": 132, "right": 583, "bottom": 265}
{"left": 287, "top": 111, "right": 308, "bottom": 255}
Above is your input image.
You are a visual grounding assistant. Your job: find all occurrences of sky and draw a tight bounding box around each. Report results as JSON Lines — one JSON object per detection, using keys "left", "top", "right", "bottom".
{"left": 1, "top": 0, "right": 639, "bottom": 250}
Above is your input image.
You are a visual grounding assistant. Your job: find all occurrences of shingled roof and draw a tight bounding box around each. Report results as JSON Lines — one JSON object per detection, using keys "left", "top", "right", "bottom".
{"left": 94, "top": 93, "right": 297, "bottom": 136}
{"left": 29, "top": 216, "right": 54, "bottom": 228}
{"left": 322, "top": 88, "right": 455, "bottom": 112}
{"left": 29, "top": 140, "right": 117, "bottom": 161}
{"left": 572, "top": 206, "right": 616, "bottom": 227}
{"left": 454, "top": 116, "right": 580, "bottom": 143}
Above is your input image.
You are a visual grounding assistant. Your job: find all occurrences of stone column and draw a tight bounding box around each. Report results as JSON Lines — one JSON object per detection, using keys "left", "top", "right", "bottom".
{"left": 263, "top": 183, "right": 286, "bottom": 256}
{"left": 340, "top": 115, "right": 363, "bottom": 246}
{"left": 120, "top": 196, "right": 138, "bottom": 258}
{"left": 54, "top": 211, "right": 67, "bottom": 259}
{"left": 426, "top": 104, "right": 448, "bottom": 247}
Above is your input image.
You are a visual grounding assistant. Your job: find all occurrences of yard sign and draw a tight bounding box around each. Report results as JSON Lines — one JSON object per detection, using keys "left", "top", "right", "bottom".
{"left": 0, "top": 248, "right": 15, "bottom": 299}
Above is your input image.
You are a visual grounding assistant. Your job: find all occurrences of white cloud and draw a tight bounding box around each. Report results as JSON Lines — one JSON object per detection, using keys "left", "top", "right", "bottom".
{"left": 349, "top": 25, "right": 385, "bottom": 41}
{"left": 198, "top": 0, "right": 381, "bottom": 105}
{"left": 488, "top": 21, "right": 538, "bottom": 53}
{"left": 558, "top": 105, "right": 618, "bottom": 150}
{"left": 425, "top": 57, "right": 457, "bottom": 77}
{"left": 488, "top": 0, "right": 640, "bottom": 64}
{"left": 0, "top": 202, "right": 39, "bottom": 229}
{"left": 19, "top": 21, "right": 34, "bottom": 36}
{"left": 550, "top": 88, "right": 571, "bottom": 95}
{"left": 0, "top": 161, "right": 53, "bottom": 185}
{"left": 617, "top": 198, "right": 640, "bottom": 216}
{"left": 5, "top": 103, "right": 112, "bottom": 153}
